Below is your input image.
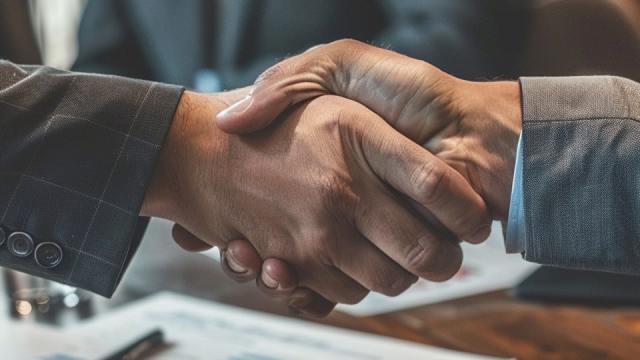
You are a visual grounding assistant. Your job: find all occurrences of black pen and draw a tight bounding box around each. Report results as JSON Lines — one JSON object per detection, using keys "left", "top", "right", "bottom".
{"left": 100, "top": 328, "right": 166, "bottom": 360}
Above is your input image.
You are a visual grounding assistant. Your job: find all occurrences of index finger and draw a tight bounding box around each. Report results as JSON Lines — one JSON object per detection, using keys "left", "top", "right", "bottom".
{"left": 364, "top": 121, "right": 492, "bottom": 244}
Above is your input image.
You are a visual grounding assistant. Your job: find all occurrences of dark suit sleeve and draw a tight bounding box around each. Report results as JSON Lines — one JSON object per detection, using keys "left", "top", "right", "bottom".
{"left": 0, "top": 60, "right": 183, "bottom": 297}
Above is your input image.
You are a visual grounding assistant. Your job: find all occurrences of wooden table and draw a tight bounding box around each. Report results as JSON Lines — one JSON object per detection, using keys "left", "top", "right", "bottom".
{"left": 323, "top": 292, "right": 640, "bottom": 360}
{"left": 105, "top": 224, "right": 640, "bottom": 360}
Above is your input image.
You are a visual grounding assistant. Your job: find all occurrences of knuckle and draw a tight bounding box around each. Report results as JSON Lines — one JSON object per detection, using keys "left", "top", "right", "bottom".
{"left": 403, "top": 235, "right": 441, "bottom": 276}
{"left": 410, "top": 162, "right": 449, "bottom": 206}
{"left": 331, "top": 38, "right": 364, "bottom": 51}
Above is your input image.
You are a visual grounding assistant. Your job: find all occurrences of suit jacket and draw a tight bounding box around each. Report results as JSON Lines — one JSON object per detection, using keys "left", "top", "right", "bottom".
{"left": 73, "top": 0, "right": 528, "bottom": 88}
{"left": 520, "top": 76, "right": 640, "bottom": 274}
{"left": 0, "top": 60, "right": 182, "bottom": 297}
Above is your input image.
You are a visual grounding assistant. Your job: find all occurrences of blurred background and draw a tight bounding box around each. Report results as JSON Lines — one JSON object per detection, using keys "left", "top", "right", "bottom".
{"left": 2, "top": 0, "right": 640, "bottom": 357}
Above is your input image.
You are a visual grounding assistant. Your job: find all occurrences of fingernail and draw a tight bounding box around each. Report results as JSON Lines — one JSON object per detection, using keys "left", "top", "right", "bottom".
{"left": 470, "top": 225, "right": 491, "bottom": 243}
{"left": 217, "top": 96, "right": 252, "bottom": 120}
{"left": 288, "top": 293, "right": 312, "bottom": 309}
{"left": 261, "top": 271, "right": 279, "bottom": 289}
{"left": 225, "top": 250, "right": 248, "bottom": 274}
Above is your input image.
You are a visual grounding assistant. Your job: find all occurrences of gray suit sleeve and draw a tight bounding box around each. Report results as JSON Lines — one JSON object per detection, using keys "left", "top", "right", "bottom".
{"left": 520, "top": 76, "right": 640, "bottom": 274}
{"left": 0, "top": 60, "right": 183, "bottom": 296}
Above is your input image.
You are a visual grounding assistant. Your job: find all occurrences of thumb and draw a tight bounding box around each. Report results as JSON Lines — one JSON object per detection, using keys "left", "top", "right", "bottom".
{"left": 215, "top": 52, "right": 334, "bottom": 134}
{"left": 216, "top": 84, "right": 326, "bottom": 135}
{"left": 363, "top": 121, "right": 492, "bottom": 244}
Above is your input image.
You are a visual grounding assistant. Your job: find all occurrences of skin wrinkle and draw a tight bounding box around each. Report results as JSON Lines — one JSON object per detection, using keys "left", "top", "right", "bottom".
{"left": 263, "top": 49, "right": 338, "bottom": 100}
{"left": 394, "top": 65, "right": 435, "bottom": 124}
{"left": 340, "top": 105, "right": 383, "bottom": 197}
{"left": 308, "top": 56, "right": 336, "bottom": 89}
{"left": 451, "top": 116, "right": 482, "bottom": 207}
{"left": 423, "top": 80, "right": 520, "bottom": 219}
{"left": 350, "top": 57, "right": 390, "bottom": 103}
{"left": 199, "top": 40, "right": 527, "bottom": 313}
{"left": 401, "top": 97, "right": 445, "bottom": 143}
{"left": 420, "top": 84, "right": 490, "bottom": 219}
{"left": 335, "top": 40, "right": 368, "bottom": 96}
{"left": 330, "top": 116, "right": 362, "bottom": 234}
{"left": 363, "top": 58, "right": 408, "bottom": 122}
{"left": 404, "top": 243, "right": 431, "bottom": 278}
{"left": 329, "top": 51, "right": 348, "bottom": 95}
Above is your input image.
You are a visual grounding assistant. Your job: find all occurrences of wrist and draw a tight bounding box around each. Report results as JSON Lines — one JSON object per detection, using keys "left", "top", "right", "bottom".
{"left": 141, "top": 91, "right": 230, "bottom": 221}
{"left": 457, "top": 78, "right": 522, "bottom": 135}
{"left": 482, "top": 80, "right": 523, "bottom": 218}
{"left": 141, "top": 91, "right": 193, "bottom": 219}
{"left": 491, "top": 80, "right": 522, "bottom": 137}
{"left": 444, "top": 78, "right": 522, "bottom": 218}
{"left": 487, "top": 80, "right": 523, "bottom": 176}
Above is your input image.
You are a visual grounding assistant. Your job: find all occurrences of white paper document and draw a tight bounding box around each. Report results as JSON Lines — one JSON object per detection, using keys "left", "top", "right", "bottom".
{"left": 0, "top": 322, "right": 83, "bottom": 360}
{"left": 339, "top": 222, "right": 539, "bottom": 316}
{"left": 2, "top": 292, "right": 506, "bottom": 360}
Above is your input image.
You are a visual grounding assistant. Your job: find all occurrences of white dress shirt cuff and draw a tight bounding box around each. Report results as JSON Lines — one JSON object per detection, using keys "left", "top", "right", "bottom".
{"left": 505, "top": 133, "right": 526, "bottom": 253}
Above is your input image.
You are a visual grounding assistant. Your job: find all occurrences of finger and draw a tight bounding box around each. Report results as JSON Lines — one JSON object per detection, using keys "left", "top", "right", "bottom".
{"left": 406, "top": 197, "right": 457, "bottom": 240}
{"left": 333, "top": 230, "right": 417, "bottom": 296}
{"left": 355, "top": 189, "right": 464, "bottom": 282}
{"left": 363, "top": 120, "right": 492, "bottom": 244}
{"left": 304, "top": 43, "right": 327, "bottom": 53}
{"left": 216, "top": 78, "right": 326, "bottom": 134}
{"left": 171, "top": 226, "right": 265, "bottom": 284}
{"left": 256, "top": 258, "right": 298, "bottom": 298}
{"left": 220, "top": 240, "right": 263, "bottom": 283}
{"left": 288, "top": 287, "right": 337, "bottom": 318}
{"left": 172, "top": 224, "right": 213, "bottom": 252}
{"left": 216, "top": 47, "right": 335, "bottom": 134}
{"left": 301, "top": 266, "right": 369, "bottom": 305}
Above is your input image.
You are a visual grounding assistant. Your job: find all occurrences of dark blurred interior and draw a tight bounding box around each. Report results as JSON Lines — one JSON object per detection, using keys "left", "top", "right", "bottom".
{"left": 2, "top": 0, "right": 640, "bottom": 333}
{"left": 3, "top": 0, "right": 640, "bottom": 82}
{"left": 70, "top": 0, "right": 527, "bottom": 90}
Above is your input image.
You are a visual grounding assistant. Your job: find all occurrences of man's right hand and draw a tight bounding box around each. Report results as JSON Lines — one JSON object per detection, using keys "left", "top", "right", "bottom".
{"left": 142, "top": 91, "right": 490, "bottom": 316}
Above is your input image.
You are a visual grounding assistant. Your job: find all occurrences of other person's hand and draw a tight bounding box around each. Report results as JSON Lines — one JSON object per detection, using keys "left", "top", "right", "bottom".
{"left": 142, "top": 91, "right": 490, "bottom": 316}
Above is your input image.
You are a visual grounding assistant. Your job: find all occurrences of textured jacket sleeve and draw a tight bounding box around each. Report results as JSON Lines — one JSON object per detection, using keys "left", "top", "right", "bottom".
{"left": 0, "top": 60, "right": 183, "bottom": 296}
{"left": 520, "top": 76, "right": 640, "bottom": 274}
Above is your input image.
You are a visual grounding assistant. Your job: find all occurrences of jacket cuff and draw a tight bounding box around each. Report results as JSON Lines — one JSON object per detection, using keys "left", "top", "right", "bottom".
{"left": 0, "top": 70, "right": 183, "bottom": 297}
{"left": 519, "top": 76, "right": 640, "bottom": 274}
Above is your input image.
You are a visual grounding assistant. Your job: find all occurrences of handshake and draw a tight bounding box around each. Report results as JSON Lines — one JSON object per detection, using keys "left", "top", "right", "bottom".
{"left": 141, "top": 40, "right": 522, "bottom": 317}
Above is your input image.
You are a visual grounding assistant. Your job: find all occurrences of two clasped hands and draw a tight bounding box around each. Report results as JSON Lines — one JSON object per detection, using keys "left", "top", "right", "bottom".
{"left": 141, "top": 40, "right": 522, "bottom": 317}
